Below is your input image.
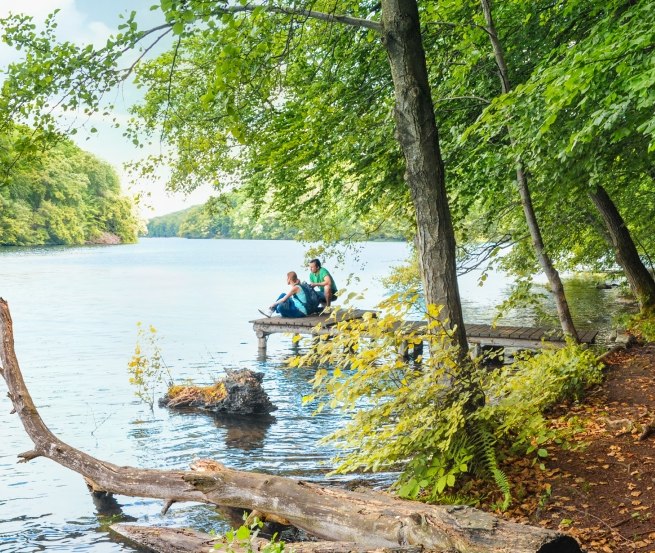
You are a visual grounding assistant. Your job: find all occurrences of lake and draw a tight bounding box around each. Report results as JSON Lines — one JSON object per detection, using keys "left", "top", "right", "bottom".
{"left": 0, "top": 238, "right": 629, "bottom": 552}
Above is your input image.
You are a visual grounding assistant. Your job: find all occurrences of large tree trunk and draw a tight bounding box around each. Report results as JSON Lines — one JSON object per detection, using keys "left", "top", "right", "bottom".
{"left": 480, "top": 0, "right": 579, "bottom": 340}
{"left": 0, "top": 298, "right": 579, "bottom": 553}
{"left": 381, "top": 0, "right": 468, "bottom": 355}
{"left": 588, "top": 184, "right": 655, "bottom": 311}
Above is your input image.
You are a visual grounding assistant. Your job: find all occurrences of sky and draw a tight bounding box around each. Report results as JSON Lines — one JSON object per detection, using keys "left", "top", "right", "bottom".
{"left": 0, "top": 0, "right": 214, "bottom": 218}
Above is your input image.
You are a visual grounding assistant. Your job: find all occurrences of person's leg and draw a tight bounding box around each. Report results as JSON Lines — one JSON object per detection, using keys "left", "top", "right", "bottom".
{"left": 273, "top": 293, "right": 288, "bottom": 315}
{"left": 324, "top": 287, "right": 333, "bottom": 307}
{"left": 288, "top": 299, "right": 306, "bottom": 318}
{"left": 277, "top": 299, "right": 306, "bottom": 317}
{"left": 315, "top": 290, "right": 326, "bottom": 307}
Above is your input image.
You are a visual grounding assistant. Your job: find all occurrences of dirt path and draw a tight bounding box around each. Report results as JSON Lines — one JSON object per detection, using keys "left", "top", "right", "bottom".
{"left": 501, "top": 344, "right": 655, "bottom": 553}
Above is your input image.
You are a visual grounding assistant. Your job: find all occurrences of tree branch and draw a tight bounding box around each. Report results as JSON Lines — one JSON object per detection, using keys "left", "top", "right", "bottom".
{"left": 218, "top": 4, "right": 382, "bottom": 32}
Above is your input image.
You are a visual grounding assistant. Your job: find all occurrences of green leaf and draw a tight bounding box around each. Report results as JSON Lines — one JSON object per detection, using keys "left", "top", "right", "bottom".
{"left": 235, "top": 525, "right": 250, "bottom": 541}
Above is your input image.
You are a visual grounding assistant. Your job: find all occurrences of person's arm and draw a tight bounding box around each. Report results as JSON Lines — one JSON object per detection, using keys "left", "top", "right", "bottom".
{"left": 310, "top": 270, "right": 332, "bottom": 288}
{"left": 270, "top": 286, "right": 299, "bottom": 310}
{"left": 319, "top": 274, "right": 332, "bottom": 289}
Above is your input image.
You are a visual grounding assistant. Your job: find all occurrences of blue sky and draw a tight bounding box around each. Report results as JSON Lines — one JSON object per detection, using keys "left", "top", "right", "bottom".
{"left": 0, "top": 0, "right": 213, "bottom": 217}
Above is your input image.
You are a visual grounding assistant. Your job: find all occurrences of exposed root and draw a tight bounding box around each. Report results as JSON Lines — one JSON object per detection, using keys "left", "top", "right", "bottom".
{"left": 639, "top": 418, "right": 655, "bottom": 441}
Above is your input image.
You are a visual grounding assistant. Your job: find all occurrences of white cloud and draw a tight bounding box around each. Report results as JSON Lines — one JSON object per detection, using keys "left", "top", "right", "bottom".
{"left": 0, "top": 0, "right": 112, "bottom": 65}
{"left": 0, "top": 0, "right": 75, "bottom": 20}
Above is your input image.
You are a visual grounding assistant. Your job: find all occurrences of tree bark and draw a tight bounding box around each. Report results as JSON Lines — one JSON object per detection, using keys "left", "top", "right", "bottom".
{"left": 480, "top": 0, "right": 579, "bottom": 340}
{"left": 0, "top": 298, "right": 579, "bottom": 553}
{"left": 588, "top": 184, "right": 655, "bottom": 311}
{"left": 381, "top": 0, "right": 468, "bottom": 355}
{"left": 110, "top": 524, "right": 424, "bottom": 553}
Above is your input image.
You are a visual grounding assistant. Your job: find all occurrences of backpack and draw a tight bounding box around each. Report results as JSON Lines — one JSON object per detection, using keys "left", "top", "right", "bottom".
{"left": 298, "top": 282, "right": 321, "bottom": 314}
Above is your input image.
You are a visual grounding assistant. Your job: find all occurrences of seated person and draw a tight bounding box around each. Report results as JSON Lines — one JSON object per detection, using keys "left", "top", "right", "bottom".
{"left": 261, "top": 271, "right": 308, "bottom": 318}
{"left": 308, "top": 258, "right": 338, "bottom": 308}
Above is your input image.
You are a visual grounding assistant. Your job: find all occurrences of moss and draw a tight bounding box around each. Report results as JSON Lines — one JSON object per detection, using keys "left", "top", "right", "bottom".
{"left": 166, "top": 382, "right": 227, "bottom": 406}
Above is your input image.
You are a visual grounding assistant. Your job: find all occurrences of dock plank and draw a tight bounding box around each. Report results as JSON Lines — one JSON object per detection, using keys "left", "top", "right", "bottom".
{"left": 251, "top": 310, "right": 598, "bottom": 355}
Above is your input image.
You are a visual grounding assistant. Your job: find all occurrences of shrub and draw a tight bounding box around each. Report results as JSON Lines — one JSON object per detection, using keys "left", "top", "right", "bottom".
{"left": 293, "top": 292, "right": 604, "bottom": 508}
{"left": 626, "top": 310, "right": 655, "bottom": 342}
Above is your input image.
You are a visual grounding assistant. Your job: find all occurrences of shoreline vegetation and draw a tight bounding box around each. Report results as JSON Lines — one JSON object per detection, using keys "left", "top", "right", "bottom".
{"left": 489, "top": 341, "right": 655, "bottom": 553}
{"left": 0, "top": 128, "right": 140, "bottom": 247}
{"left": 145, "top": 192, "right": 407, "bottom": 242}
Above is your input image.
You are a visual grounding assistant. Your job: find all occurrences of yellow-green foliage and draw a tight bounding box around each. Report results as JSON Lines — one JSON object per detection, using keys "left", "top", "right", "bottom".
{"left": 167, "top": 382, "right": 227, "bottom": 406}
{"left": 127, "top": 323, "right": 173, "bottom": 410}
{"left": 479, "top": 340, "right": 603, "bottom": 463}
{"left": 293, "top": 293, "right": 604, "bottom": 508}
{"left": 214, "top": 515, "right": 284, "bottom": 553}
{"left": 626, "top": 310, "right": 655, "bottom": 342}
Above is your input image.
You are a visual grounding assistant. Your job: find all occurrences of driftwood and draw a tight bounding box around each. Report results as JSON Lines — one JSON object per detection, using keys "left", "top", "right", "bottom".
{"left": 110, "top": 524, "right": 425, "bottom": 553}
{"left": 0, "top": 298, "right": 581, "bottom": 553}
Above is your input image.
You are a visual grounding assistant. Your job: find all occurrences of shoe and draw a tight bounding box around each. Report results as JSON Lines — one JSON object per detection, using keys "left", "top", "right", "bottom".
{"left": 258, "top": 308, "right": 273, "bottom": 318}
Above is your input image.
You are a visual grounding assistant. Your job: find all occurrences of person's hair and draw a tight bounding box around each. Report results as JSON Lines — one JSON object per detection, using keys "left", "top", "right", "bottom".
{"left": 287, "top": 271, "right": 299, "bottom": 283}
{"left": 309, "top": 258, "right": 322, "bottom": 268}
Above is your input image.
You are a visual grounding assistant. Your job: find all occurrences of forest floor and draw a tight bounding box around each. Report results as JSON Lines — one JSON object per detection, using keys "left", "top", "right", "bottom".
{"left": 498, "top": 342, "right": 655, "bottom": 553}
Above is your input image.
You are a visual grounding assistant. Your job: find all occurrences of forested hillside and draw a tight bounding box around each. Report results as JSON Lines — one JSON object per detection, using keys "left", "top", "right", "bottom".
{"left": 147, "top": 192, "right": 406, "bottom": 241}
{"left": 0, "top": 131, "right": 139, "bottom": 246}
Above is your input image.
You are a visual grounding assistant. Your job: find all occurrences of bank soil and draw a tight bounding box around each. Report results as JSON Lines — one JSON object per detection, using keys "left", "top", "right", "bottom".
{"left": 499, "top": 343, "right": 655, "bottom": 553}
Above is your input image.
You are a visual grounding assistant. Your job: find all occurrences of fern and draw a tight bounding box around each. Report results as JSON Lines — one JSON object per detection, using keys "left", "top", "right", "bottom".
{"left": 470, "top": 425, "right": 511, "bottom": 510}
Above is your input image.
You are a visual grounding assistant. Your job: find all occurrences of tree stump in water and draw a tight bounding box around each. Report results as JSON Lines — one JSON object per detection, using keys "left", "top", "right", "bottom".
{"left": 159, "top": 369, "right": 276, "bottom": 416}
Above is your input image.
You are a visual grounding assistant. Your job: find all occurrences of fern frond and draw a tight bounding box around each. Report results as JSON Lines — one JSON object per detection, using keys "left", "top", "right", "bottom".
{"left": 470, "top": 424, "right": 512, "bottom": 510}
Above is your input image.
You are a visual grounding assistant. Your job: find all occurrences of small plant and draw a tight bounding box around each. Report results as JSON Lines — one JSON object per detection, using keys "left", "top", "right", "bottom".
{"left": 127, "top": 322, "right": 173, "bottom": 410}
{"left": 166, "top": 382, "right": 227, "bottom": 407}
{"left": 215, "top": 514, "right": 284, "bottom": 553}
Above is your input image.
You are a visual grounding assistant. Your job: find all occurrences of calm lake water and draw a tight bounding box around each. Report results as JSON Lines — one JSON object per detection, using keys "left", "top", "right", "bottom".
{"left": 0, "top": 238, "right": 630, "bottom": 552}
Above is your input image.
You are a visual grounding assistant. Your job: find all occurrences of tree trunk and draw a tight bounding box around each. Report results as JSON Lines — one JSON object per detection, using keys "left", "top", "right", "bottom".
{"left": 588, "top": 184, "right": 655, "bottom": 312}
{"left": 480, "top": 0, "right": 579, "bottom": 340}
{"left": 381, "top": 0, "right": 468, "bottom": 355}
{"left": 0, "top": 298, "right": 579, "bottom": 553}
{"left": 515, "top": 167, "right": 579, "bottom": 339}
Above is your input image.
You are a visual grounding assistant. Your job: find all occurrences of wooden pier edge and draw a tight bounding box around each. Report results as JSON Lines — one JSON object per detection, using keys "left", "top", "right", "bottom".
{"left": 250, "top": 311, "right": 598, "bottom": 357}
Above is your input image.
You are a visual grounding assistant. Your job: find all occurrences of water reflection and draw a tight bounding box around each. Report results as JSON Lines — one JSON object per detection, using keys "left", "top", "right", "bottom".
{"left": 213, "top": 416, "right": 274, "bottom": 451}
{"left": 90, "top": 493, "right": 137, "bottom": 526}
{"left": 529, "top": 276, "right": 638, "bottom": 342}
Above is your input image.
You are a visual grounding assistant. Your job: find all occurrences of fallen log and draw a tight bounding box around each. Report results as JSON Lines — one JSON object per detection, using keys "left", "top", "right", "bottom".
{"left": 110, "top": 524, "right": 425, "bottom": 553}
{"left": 0, "top": 298, "right": 581, "bottom": 553}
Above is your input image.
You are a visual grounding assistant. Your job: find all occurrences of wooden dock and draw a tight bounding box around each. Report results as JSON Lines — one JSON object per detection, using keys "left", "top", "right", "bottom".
{"left": 250, "top": 310, "right": 598, "bottom": 357}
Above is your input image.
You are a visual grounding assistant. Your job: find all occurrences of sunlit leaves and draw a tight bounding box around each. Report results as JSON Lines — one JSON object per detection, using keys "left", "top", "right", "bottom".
{"left": 128, "top": 322, "right": 173, "bottom": 411}
{"left": 291, "top": 291, "right": 603, "bottom": 506}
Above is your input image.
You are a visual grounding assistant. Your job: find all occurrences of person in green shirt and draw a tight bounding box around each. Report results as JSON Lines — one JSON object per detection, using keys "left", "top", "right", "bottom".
{"left": 308, "top": 258, "right": 338, "bottom": 308}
